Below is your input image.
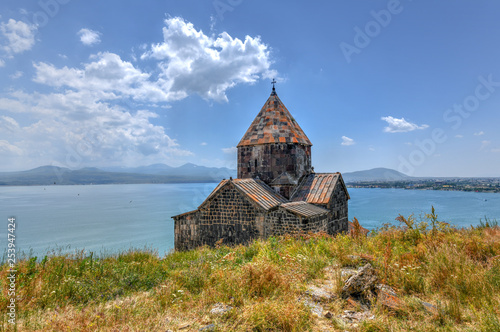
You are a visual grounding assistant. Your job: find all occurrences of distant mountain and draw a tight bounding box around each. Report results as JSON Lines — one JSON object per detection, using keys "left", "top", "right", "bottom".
{"left": 100, "top": 163, "right": 174, "bottom": 174}
{"left": 342, "top": 168, "right": 411, "bottom": 183}
{"left": 0, "top": 164, "right": 236, "bottom": 186}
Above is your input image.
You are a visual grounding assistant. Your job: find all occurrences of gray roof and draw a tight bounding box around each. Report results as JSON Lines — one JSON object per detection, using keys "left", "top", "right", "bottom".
{"left": 200, "top": 178, "right": 288, "bottom": 211}
{"left": 281, "top": 201, "right": 329, "bottom": 218}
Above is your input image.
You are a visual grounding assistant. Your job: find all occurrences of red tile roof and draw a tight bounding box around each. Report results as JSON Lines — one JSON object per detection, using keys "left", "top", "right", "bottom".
{"left": 237, "top": 93, "right": 312, "bottom": 147}
{"left": 291, "top": 173, "right": 350, "bottom": 205}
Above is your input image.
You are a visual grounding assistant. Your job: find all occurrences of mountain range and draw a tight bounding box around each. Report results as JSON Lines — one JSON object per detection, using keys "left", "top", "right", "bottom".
{"left": 0, "top": 165, "right": 410, "bottom": 186}
{"left": 0, "top": 164, "right": 236, "bottom": 186}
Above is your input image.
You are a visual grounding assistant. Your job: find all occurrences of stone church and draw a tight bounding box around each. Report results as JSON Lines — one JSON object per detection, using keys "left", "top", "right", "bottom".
{"left": 172, "top": 84, "right": 349, "bottom": 251}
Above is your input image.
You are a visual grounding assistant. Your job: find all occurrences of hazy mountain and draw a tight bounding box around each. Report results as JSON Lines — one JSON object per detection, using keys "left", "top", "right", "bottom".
{"left": 0, "top": 164, "right": 236, "bottom": 186}
{"left": 100, "top": 163, "right": 174, "bottom": 174}
{"left": 0, "top": 165, "right": 411, "bottom": 186}
{"left": 342, "top": 168, "right": 411, "bottom": 183}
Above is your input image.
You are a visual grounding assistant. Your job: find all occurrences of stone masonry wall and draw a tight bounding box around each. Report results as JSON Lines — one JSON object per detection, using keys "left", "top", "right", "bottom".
{"left": 264, "top": 208, "right": 329, "bottom": 237}
{"left": 174, "top": 183, "right": 264, "bottom": 251}
{"left": 174, "top": 210, "right": 200, "bottom": 251}
{"left": 238, "top": 143, "right": 311, "bottom": 184}
{"left": 326, "top": 184, "right": 349, "bottom": 235}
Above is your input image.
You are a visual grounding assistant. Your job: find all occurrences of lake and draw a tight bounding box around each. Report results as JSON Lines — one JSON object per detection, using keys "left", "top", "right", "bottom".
{"left": 1, "top": 184, "right": 499, "bottom": 259}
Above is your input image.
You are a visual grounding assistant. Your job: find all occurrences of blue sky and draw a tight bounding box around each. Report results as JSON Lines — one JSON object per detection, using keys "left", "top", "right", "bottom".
{"left": 1, "top": 0, "right": 500, "bottom": 176}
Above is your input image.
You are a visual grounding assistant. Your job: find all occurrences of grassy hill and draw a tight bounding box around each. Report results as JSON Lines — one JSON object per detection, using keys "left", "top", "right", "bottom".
{"left": 1, "top": 213, "right": 499, "bottom": 331}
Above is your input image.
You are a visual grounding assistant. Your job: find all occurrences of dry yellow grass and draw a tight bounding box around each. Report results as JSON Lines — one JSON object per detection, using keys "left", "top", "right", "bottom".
{"left": 1, "top": 212, "right": 499, "bottom": 331}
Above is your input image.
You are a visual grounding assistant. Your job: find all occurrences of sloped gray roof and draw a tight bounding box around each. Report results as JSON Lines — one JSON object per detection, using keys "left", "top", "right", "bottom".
{"left": 281, "top": 201, "right": 329, "bottom": 217}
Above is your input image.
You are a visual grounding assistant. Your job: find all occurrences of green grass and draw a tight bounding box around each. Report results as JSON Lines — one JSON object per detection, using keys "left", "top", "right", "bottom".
{"left": 1, "top": 209, "right": 500, "bottom": 331}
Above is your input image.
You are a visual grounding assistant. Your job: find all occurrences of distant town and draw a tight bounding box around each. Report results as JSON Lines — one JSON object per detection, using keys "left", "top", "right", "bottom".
{"left": 347, "top": 177, "right": 500, "bottom": 193}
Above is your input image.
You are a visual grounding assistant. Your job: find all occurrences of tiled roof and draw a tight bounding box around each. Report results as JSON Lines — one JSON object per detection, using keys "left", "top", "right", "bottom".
{"left": 200, "top": 178, "right": 288, "bottom": 211}
{"left": 291, "top": 173, "right": 350, "bottom": 205}
{"left": 281, "top": 201, "right": 329, "bottom": 218}
{"left": 232, "top": 178, "right": 289, "bottom": 210}
{"left": 237, "top": 93, "right": 312, "bottom": 147}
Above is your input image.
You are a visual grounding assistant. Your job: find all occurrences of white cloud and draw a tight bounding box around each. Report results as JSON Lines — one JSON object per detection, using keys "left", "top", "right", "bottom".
{"left": 0, "top": 59, "right": 4, "bottom": 67}
{"left": 455, "top": 134, "right": 463, "bottom": 138}
{"left": 10, "top": 71, "right": 23, "bottom": 79}
{"left": 381, "top": 116, "right": 429, "bottom": 133}
{"left": 33, "top": 52, "right": 171, "bottom": 103}
{"left": 480, "top": 140, "right": 491, "bottom": 151}
{"left": 0, "top": 89, "right": 193, "bottom": 170}
{"left": 474, "top": 131, "right": 485, "bottom": 136}
{"left": 341, "top": 136, "right": 355, "bottom": 146}
{"left": 78, "top": 28, "right": 101, "bottom": 46}
{"left": 141, "top": 17, "right": 276, "bottom": 102}
{"left": 0, "top": 19, "right": 36, "bottom": 56}
{"left": 0, "top": 16, "right": 276, "bottom": 170}
{"left": 200, "top": 142, "right": 208, "bottom": 146}
{"left": 491, "top": 148, "right": 500, "bottom": 153}
{"left": 222, "top": 146, "right": 237, "bottom": 154}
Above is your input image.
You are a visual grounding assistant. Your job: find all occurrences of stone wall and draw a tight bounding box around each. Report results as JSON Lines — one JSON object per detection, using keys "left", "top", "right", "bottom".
{"left": 173, "top": 183, "right": 264, "bottom": 251}
{"left": 238, "top": 143, "right": 311, "bottom": 184}
{"left": 326, "top": 184, "right": 349, "bottom": 235}
{"left": 264, "top": 207, "right": 329, "bottom": 236}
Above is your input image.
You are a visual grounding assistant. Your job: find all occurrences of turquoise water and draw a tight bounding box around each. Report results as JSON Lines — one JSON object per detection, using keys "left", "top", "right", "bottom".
{"left": 1, "top": 184, "right": 499, "bottom": 258}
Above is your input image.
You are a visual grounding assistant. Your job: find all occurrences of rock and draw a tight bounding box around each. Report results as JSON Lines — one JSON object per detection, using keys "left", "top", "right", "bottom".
{"left": 376, "top": 284, "right": 397, "bottom": 296}
{"left": 340, "top": 268, "right": 358, "bottom": 281}
{"left": 323, "top": 310, "right": 333, "bottom": 319}
{"left": 377, "top": 286, "right": 403, "bottom": 311}
{"left": 338, "top": 310, "right": 375, "bottom": 323}
{"left": 305, "top": 285, "right": 335, "bottom": 302}
{"left": 209, "top": 303, "right": 233, "bottom": 315}
{"left": 302, "top": 298, "right": 324, "bottom": 317}
{"left": 341, "top": 263, "right": 378, "bottom": 298}
{"left": 199, "top": 324, "right": 215, "bottom": 331}
{"left": 420, "top": 300, "right": 438, "bottom": 314}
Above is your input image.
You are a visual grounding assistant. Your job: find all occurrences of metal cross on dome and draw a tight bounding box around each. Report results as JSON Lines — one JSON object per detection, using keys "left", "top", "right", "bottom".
{"left": 271, "top": 78, "right": 277, "bottom": 95}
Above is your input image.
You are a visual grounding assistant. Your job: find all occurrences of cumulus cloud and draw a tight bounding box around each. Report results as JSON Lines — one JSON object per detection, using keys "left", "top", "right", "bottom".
{"left": 33, "top": 52, "right": 171, "bottom": 103}
{"left": 455, "top": 134, "right": 463, "bottom": 138}
{"left": 78, "top": 28, "right": 101, "bottom": 46}
{"left": 200, "top": 142, "right": 208, "bottom": 146}
{"left": 0, "top": 59, "right": 5, "bottom": 67}
{"left": 141, "top": 17, "right": 276, "bottom": 102}
{"left": 474, "top": 131, "right": 485, "bottom": 136}
{"left": 341, "top": 136, "right": 355, "bottom": 146}
{"left": 381, "top": 116, "right": 429, "bottom": 133}
{"left": 0, "top": 16, "right": 276, "bottom": 170}
{"left": 222, "top": 146, "right": 237, "bottom": 154}
{"left": 0, "top": 90, "right": 193, "bottom": 170}
{"left": 0, "top": 19, "right": 36, "bottom": 56}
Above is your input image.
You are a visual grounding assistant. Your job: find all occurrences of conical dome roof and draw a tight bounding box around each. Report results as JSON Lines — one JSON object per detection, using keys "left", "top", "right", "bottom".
{"left": 237, "top": 92, "right": 312, "bottom": 147}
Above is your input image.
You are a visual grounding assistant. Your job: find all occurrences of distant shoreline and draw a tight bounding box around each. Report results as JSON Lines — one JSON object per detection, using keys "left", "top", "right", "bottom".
{"left": 346, "top": 179, "right": 500, "bottom": 194}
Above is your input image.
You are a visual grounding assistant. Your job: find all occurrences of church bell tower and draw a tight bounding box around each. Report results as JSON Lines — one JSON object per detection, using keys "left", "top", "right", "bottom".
{"left": 237, "top": 81, "right": 312, "bottom": 198}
